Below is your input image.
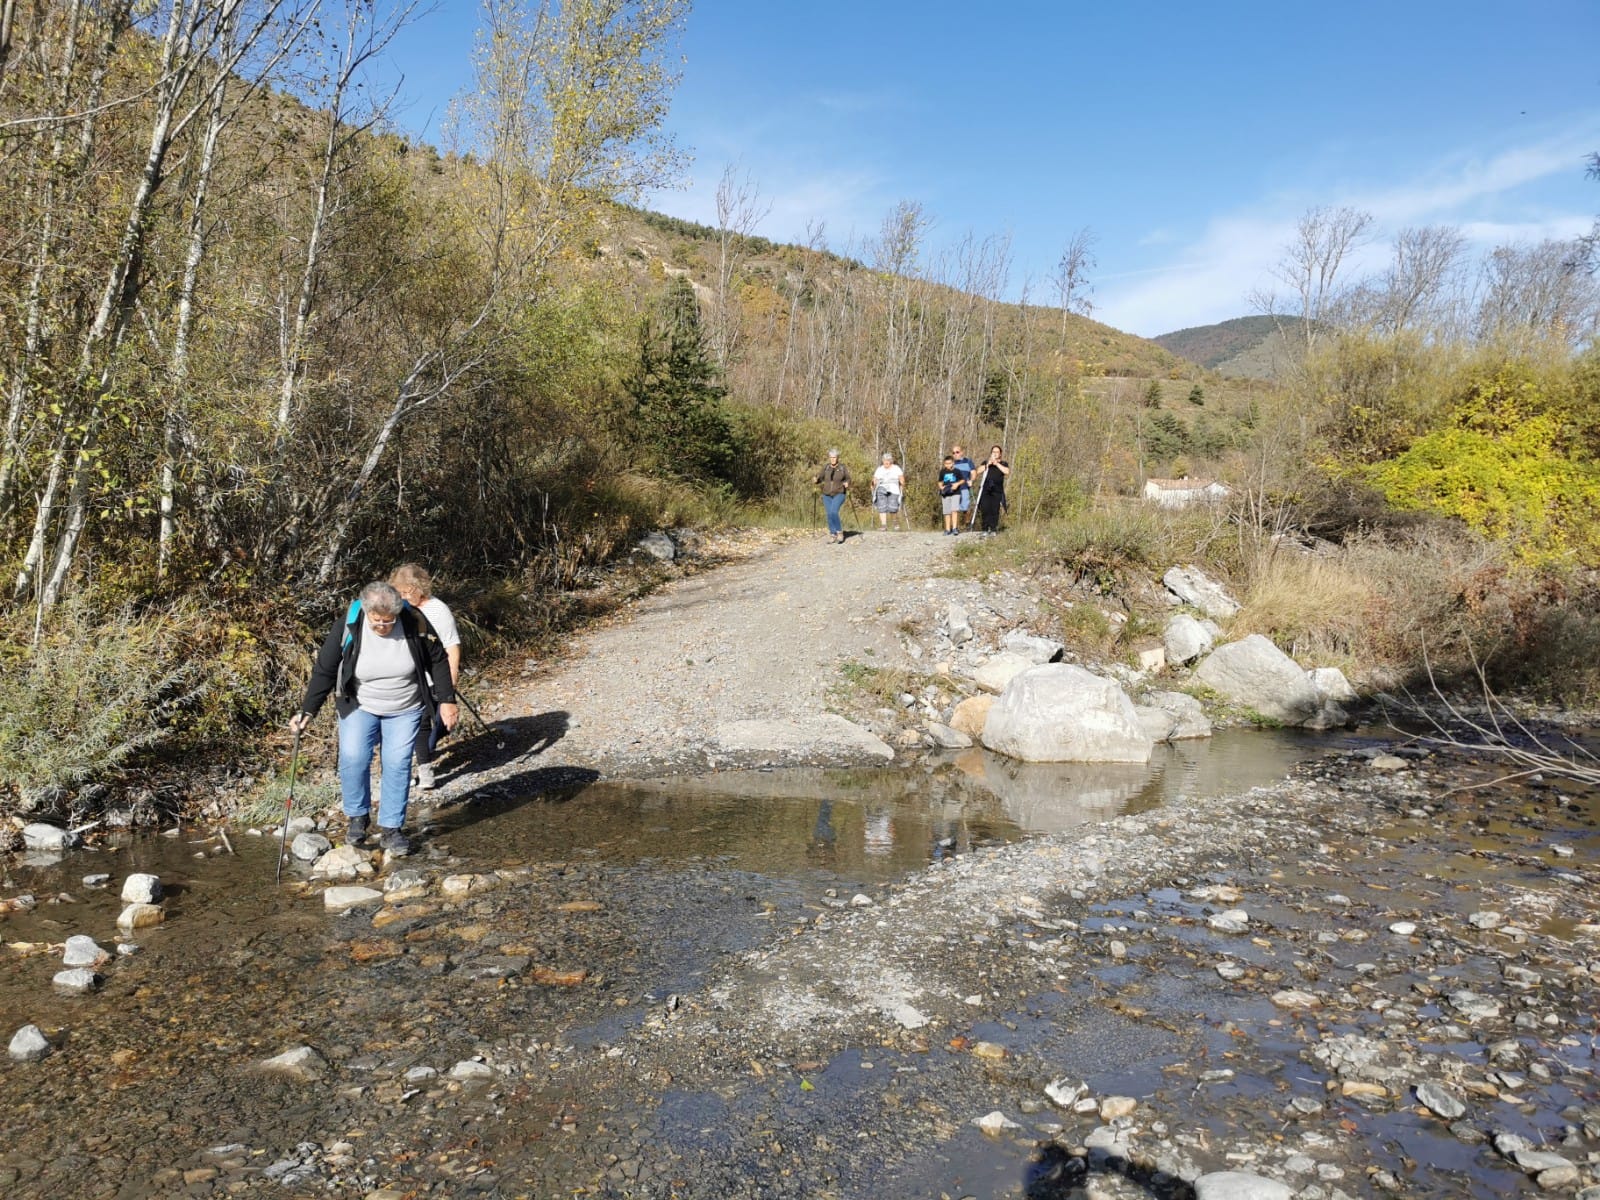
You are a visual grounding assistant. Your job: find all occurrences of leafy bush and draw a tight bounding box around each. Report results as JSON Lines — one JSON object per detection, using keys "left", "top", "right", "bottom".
{"left": 0, "top": 597, "right": 212, "bottom": 819}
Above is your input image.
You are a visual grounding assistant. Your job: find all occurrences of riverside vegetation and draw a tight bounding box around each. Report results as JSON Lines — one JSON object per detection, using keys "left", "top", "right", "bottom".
{"left": 2, "top": 3, "right": 1600, "bottom": 825}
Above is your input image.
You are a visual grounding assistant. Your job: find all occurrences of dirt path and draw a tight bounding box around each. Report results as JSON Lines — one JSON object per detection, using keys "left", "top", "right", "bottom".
{"left": 456, "top": 527, "right": 958, "bottom": 779}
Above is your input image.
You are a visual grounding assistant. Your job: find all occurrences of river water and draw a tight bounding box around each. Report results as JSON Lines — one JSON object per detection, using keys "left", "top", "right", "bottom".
{"left": 9, "top": 725, "right": 1594, "bottom": 1198}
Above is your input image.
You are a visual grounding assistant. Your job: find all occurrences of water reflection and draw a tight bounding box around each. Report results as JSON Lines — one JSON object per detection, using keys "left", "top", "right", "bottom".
{"left": 438, "top": 728, "right": 1345, "bottom": 887}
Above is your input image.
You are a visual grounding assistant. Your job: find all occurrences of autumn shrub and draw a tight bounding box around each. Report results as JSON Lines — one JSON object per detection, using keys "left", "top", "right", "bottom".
{"left": 1235, "top": 553, "right": 1379, "bottom": 666}
{"left": 0, "top": 596, "right": 215, "bottom": 820}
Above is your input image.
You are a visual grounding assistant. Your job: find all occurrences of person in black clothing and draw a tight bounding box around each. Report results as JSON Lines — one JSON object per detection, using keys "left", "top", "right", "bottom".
{"left": 971, "top": 444, "right": 1010, "bottom": 534}
{"left": 290, "top": 581, "right": 457, "bottom": 855}
{"left": 938, "top": 455, "right": 963, "bottom": 535}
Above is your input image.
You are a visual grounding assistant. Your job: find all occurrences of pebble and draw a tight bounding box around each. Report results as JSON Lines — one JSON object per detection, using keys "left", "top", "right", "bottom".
{"left": 1369, "top": 755, "right": 1407, "bottom": 771}
{"left": 1387, "top": 921, "right": 1417, "bottom": 936}
{"left": 972, "top": 1110, "right": 1020, "bottom": 1135}
{"left": 1207, "top": 909, "right": 1250, "bottom": 933}
{"left": 1216, "top": 961, "right": 1246, "bottom": 981}
{"left": 51, "top": 968, "right": 101, "bottom": 993}
{"left": 258, "top": 1045, "right": 326, "bottom": 1081}
{"left": 1416, "top": 1081, "right": 1466, "bottom": 1120}
{"left": 61, "top": 935, "right": 110, "bottom": 968}
{"left": 849, "top": 893, "right": 874, "bottom": 907}
{"left": 1468, "top": 910, "right": 1503, "bottom": 929}
{"left": 324, "top": 886, "right": 383, "bottom": 911}
{"left": 8, "top": 1024, "right": 50, "bottom": 1062}
{"left": 81, "top": 874, "right": 110, "bottom": 888}
{"left": 120, "top": 873, "right": 162, "bottom": 904}
{"left": 290, "top": 832, "right": 332, "bottom": 861}
{"left": 1270, "top": 989, "right": 1320, "bottom": 1009}
{"left": 1099, "top": 1095, "right": 1137, "bottom": 1120}
{"left": 1045, "top": 1078, "right": 1087, "bottom": 1108}
{"left": 116, "top": 903, "right": 164, "bottom": 931}
{"left": 449, "top": 1060, "right": 496, "bottom": 1081}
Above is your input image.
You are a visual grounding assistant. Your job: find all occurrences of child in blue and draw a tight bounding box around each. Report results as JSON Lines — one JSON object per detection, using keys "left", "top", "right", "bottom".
{"left": 938, "top": 456, "right": 963, "bottom": 536}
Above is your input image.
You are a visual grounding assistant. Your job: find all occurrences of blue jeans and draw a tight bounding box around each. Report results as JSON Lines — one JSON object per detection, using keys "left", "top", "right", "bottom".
{"left": 338, "top": 705, "right": 423, "bottom": 829}
{"left": 823, "top": 492, "right": 846, "bottom": 535}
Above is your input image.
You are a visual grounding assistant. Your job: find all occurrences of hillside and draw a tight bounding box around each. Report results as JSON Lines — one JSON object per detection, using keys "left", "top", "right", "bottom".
{"left": 1154, "top": 315, "right": 1308, "bottom": 381}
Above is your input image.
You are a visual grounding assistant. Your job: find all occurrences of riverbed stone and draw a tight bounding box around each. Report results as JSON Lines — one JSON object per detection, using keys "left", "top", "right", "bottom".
{"left": 117, "top": 903, "right": 164, "bottom": 931}
{"left": 62, "top": 935, "right": 110, "bottom": 968}
{"left": 120, "top": 873, "right": 162, "bottom": 904}
{"left": 1308, "top": 666, "right": 1358, "bottom": 704}
{"left": 1416, "top": 1081, "right": 1467, "bottom": 1119}
{"left": 441, "top": 873, "right": 498, "bottom": 898}
{"left": 82, "top": 873, "right": 111, "bottom": 888}
{"left": 1270, "top": 989, "right": 1320, "bottom": 1009}
{"left": 324, "top": 886, "right": 383, "bottom": 911}
{"left": 1144, "top": 690, "right": 1212, "bottom": 739}
{"left": 949, "top": 694, "right": 994, "bottom": 738}
{"left": 291, "top": 832, "right": 332, "bottom": 861}
{"left": 982, "top": 664, "right": 1153, "bottom": 764}
{"left": 52, "top": 967, "right": 101, "bottom": 993}
{"left": 449, "top": 1059, "right": 496, "bottom": 1081}
{"left": 9, "top": 1024, "right": 50, "bottom": 1062}
{"left": 715, "top": 715, "right": 894, "bottom": 763}
{"left": 1208, "top": 909, "right": 1250, "bottom": 933}
{"left": 973, "top": 652, "right": 1037, "bottom": 695}
{"left": 924, "top": 722, "right": 972, "bottom": 749}
{"left": 21, "top": 823, "right": 78, "bottom": 851}
{"left": 1163, "top": 566, "right": 1240, "bottom": 620}
{"left": 1192, "top": 1170, "right": 1291, "bottom": 1200}
{"left": 1194, "top": 635, "right": 1322, "bottom": 725}
{"left": 312, "top": 845, "right": 375, "bottom": 880}
{"left": 973, "top": 1110, "right": 1021, "bottom": 1135}
{"left": 1449, "top": 990, "right": 1502, "bottom": 1022}
{"left": 259, "top": 1045, "right": 326, "bottom": 1081}
{"left": 945, "top": 604, "right": 973, "bottom": 644}
{"left": 1134, "top": 705, "right": 1177, "bottom": 744}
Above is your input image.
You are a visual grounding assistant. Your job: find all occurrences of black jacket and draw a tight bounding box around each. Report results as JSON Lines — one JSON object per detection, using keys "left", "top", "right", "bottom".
{"left": 299, "top": 605, "right": 455, "bottom": 722}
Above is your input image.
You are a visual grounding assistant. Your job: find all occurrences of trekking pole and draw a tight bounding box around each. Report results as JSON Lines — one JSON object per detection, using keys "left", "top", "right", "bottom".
{"left": 276, "top": 727, "right": 302, "bottom": 885}
{"left": 455, "top": 686, "right": 492, "bottom": 734}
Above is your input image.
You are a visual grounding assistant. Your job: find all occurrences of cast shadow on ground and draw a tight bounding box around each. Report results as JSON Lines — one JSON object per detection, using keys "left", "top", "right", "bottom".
{"left": 1023, "top": 1144, "right": 1196, "bottom": 1199}
{"left": 435, "top": 710, "right": 570, "bottom": 779}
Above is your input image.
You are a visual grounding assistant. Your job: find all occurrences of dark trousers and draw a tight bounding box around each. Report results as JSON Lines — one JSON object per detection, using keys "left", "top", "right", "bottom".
{"left": 978, "top": 491, "right": 1004, "bottom": 532}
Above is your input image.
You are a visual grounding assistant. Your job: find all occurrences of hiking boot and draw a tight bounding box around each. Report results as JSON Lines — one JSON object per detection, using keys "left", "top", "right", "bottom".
{"left": 415, "top": 762, "right": 436, "bottom": 790}
{"left": 376, "top": 826, "right": 411, "bottom": 857}
{"left": 345, "top": 814, "right": 370, "bottom": 847}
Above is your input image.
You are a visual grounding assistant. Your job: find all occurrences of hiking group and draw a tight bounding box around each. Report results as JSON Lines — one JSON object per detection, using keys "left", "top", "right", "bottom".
{"left": 815, "top": 442, "right": 1009, "bottom": 541}
{"left": 289, "top": 563, "right": 462, "bottom": 858}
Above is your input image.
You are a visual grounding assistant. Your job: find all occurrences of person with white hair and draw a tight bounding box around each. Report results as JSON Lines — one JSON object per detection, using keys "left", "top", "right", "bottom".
{"left": 871, "top": 452, "right": 908, "bottom": 531}
{"left": 291, "top": 581, "right": 457, "bottom": 855}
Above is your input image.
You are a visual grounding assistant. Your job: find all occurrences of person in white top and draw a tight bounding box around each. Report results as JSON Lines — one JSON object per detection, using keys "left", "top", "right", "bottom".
{"left": 871, "top": 452, "right": 909, "bottom": 532}
{"left": 390, "top": 563, "right": 461, "bottom": 790}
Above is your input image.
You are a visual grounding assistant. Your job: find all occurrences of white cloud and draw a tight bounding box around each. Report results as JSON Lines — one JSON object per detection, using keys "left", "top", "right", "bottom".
{"left": 1096, "top": 125, "right": 1599, "bottom": 337}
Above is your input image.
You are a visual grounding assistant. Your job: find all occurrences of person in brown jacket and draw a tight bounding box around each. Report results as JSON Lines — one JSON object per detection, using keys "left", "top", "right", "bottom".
{"left": 814, "top": 448, "right": 851, "bottom": 543}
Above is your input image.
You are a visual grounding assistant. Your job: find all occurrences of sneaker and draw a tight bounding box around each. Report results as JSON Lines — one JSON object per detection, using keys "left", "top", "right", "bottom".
{"left": 376, "top": 826, "right": 411, "bottom": 857}
{"left": 415, "top": 762, "right": 436, "bottom": 790}
{"left": 346, "top": 814, "right": 370, "bottom": 847}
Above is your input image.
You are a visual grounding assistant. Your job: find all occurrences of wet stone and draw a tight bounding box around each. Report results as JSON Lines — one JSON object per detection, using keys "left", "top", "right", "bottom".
{"left": 291, "top": 832, "right": 332, "bottom": 861}
{"left": 259, "top": 1045, "right": 327, "bottom": 1081}
{"left": 9, "top": 1024, "right": 50, "bottom": 1062}
{"left": 21, "top": 823, "right": 78, "bottom": 851}
{"left": 973, "top": 1110, "right": 1021, "bottom": 1135}
{"left": 120, "top": 873, "right": 162, "bottom": 904}
{"left": 116, "top": 903, "right": 163, "bottom": 932}
{"left": 1216, "top": 961, "right": 1246, "bottom": 981}
{"left": 323, "top": 886, "right": 383, "bottom": 911}
{"left": 1416, "top": 1081, "right": 1467, "bottom": 1120}
{"left": 81, "top": 874, "right": 111, "bottom": 888}
{"left": 52, "top": 967, "right": 101, "bottom": 993}
{"left": 1207, "top": 909, "right": 1250, "bottom": 933}
{"left": 62, "top": 935, "right": 110, "bottom": 968}
{"left": 449, "top": 1060, "right": 495, "bottom": 1081}
{"left": 1450, "top": 990, "right": 1502, "bottom": 1022}
{"left": 1468, "top": 910, "right": 1504, "bottom": 930}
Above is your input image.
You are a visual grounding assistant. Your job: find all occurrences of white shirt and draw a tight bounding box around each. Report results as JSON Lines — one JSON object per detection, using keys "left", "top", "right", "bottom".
{"left": 419, "top": 596, "right": 460, "bottom": 649}
{"left": 873, "top": 464, "right": 905, "bottom": 494}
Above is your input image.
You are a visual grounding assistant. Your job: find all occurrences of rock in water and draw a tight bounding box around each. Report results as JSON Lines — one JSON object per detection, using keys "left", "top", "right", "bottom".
{"left": 62, "top": 935, "right": 110, "bottom": 968}
{"left": 949, "top": 694, "right": 994, "bottom": 738}
{"left": 290, "top": 832, "right": 332, "bottom": 861}
{"left": 981, "top": 664, "right": 1153, "bottom": 763}
{"left": 1194, "top": 635, "right": 1322, "bottom": 725}
{"left": 9, "top": 1024, "right": 50, "bottom": 1062}
{"left": 117, "top": 903, "right": 164, "bottom": 932}
{"left": 120, "top": 873, "right": 162, "bottom": 904}
{"left": 1416, "top": 1081, "right": 1467, "bottom": 1120}
{"left": 1193, "top": 1171, "right": 1292, "bottom": 1200}
{"left": 21, "top": 823, "right": 78, "bottom": 851}
{"left": 52, "top": 968, "right": 101, "bottom": 993}
{"left": 259, "top": 1045, "right": 326, "bottom": 1081}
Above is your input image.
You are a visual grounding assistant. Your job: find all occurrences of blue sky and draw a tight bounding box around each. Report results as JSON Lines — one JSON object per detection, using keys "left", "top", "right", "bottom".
{"left": 383, "top": 1, "right": 1599, "bottom": 337}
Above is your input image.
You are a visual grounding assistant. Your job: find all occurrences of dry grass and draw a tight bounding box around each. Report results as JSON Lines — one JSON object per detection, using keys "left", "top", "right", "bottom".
{"left": 1236, "top": 551, "right": 1381, "bottom": 668}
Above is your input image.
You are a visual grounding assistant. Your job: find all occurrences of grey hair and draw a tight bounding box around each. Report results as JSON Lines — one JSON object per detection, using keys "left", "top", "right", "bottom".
{"left": 827, "top": 447, "right": 839, "bottom": 457}
{"left": 360, "top": 581, "right": 404, "bottom": 617}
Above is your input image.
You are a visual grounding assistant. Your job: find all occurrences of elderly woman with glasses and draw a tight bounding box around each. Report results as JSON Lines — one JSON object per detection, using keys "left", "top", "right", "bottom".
{"left": 291, "top": 581, "right": 458, "bottom": 856}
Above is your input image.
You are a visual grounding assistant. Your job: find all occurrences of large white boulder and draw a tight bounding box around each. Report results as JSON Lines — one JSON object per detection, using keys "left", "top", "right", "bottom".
{"left": 982, "top": 664, "right": 1154, "bottom": 763}
{"left": 1164, "top": 614, "right": 1216, "bottom": 666}
{"left": 1309, "top": 666, "right": 1358, "bottom": 704}
{"left": 1163, "top": 565, "right": 1240, "bottom": 620}
{"left": 973, "top": 652, "right": 1037, "bottom": 695}
{"left": 1194, "top": 635, "right": 1321, "bottom": 724}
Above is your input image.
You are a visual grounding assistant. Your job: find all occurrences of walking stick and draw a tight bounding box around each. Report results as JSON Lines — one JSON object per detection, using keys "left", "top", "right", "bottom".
{"left": 276, "top": 727, "right": 302, "bottom": 884}
{"left": 455, "top": 686, "right": 491, "bottom": 734}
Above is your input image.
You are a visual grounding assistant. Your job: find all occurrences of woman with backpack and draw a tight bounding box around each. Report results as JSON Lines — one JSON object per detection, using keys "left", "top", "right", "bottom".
{"left": 390, "top": 562, "right": 460, "bottom": 791}
{"left": 290, "top": 581, "right": 457, "bottom": 855}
